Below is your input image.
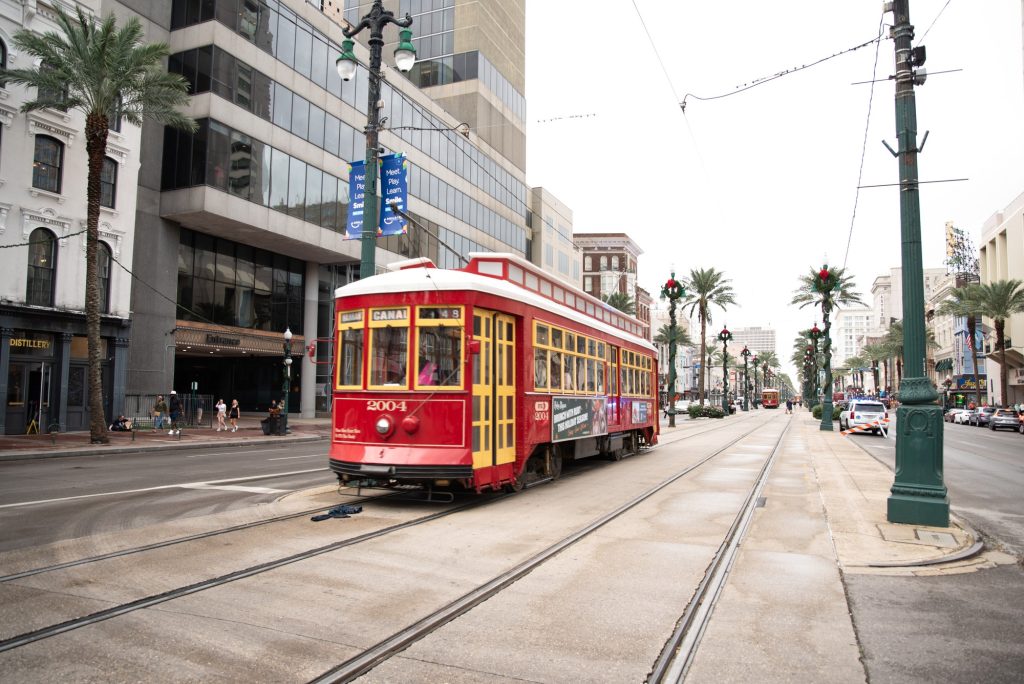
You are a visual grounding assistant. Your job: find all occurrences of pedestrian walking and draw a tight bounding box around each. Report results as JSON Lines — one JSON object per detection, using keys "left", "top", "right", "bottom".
{"left": 215, "top": 398, "right": 227, "bottom": 431}
{"left": 152, "top": 394, "right": 167, "bottom": 431}
{"left": 168, "top": 391, "right": 182, "bottom": 435}
{"left": 228, "top": 399, "right": 240, "bottom": 432}
{"left": 785, "top": 398, "right": 793, "bottom": 414}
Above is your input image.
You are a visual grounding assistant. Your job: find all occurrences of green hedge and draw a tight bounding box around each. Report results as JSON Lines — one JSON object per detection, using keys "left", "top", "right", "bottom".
{"left": 811, "top": 404, "right": 842, "bottom": 420}
{"left": 688, "top": 404, "right": 726, "bottom": 419}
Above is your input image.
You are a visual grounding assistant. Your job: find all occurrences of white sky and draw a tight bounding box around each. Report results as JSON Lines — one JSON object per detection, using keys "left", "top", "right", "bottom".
{"left": 524, "top": 0, "right": 1024, "bottom": 379}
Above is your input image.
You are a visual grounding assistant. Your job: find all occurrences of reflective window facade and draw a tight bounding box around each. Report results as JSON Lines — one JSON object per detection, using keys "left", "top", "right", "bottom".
{"left": 177, "top": 227, "right": 304, "bottom": 331}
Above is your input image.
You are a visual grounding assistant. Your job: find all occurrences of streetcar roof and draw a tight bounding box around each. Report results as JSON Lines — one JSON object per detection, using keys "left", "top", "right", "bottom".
{"left": 335, "top": 260, "right": 655, "bottom": 351}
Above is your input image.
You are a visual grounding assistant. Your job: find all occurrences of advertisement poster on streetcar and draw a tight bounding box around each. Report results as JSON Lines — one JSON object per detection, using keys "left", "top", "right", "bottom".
{"left": 631, "top": 400, "right": 651, "bottom": 424}
{"left": 552, "top": 397, "right": 608, "bottom": 443}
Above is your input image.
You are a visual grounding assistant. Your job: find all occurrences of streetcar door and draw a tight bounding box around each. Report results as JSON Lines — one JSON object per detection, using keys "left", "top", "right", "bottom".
{"left": 471, "top": 309, "right": 516, "bottom": 471}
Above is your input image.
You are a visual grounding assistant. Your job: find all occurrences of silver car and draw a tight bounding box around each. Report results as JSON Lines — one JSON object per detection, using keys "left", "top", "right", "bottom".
{"left": 989, "top": 409, "right": 1021, "bottom": 432}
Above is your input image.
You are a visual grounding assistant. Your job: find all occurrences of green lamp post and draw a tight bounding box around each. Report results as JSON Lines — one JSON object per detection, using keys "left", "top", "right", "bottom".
{"left": 885, "top": 0, "right": 948, "bottom": 526}
{"left": 336, "top": 1, "right": 416, "bottom": 279}
{"left": 752, "top": 354, "right": 760, "bottom": 408}
{"left": 809, "top": 324, "right": 821, "bottom": 409}
{"left": 718, "top": 326, "right": 732, "bottom": 414}
{"left": 281, "top": 327, "right": 293, "bottom": 435}
{"left": 660, "top": 273, "right": 686, "bottom": 427}
{"left": 741, "top": 346, "right": 751, "bottom": 411}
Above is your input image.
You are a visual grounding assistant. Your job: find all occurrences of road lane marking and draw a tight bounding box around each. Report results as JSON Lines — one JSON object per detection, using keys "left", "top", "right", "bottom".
{"left": 267, "top": 454, "right": 322, "bottom": 461}
{"left": 181, "top": 484, "right": 285, "bottom": 494}
{"left": 0, "top": 468, "right": 328, "bottom": 509}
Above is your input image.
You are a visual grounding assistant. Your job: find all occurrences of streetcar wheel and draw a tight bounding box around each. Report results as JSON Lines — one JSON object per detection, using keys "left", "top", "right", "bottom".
{"left": 504, "top": 477, "right": 525, "bottom": 494}
{"left": 547, "top": 451, "right": 563, "bottom": 480}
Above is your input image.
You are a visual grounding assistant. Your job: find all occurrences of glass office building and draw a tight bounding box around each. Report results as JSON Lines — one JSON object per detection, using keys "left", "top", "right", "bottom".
{"left": 126, "top": 0, "right": 529, "bottom": 416}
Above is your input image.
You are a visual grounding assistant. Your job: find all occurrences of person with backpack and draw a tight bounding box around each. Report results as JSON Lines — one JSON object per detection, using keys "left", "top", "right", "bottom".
{"left": 168, "top": 391, "right": 183, "bottom": 435}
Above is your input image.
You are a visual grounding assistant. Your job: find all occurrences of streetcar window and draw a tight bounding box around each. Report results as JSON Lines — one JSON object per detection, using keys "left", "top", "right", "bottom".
{"left": 415, "top": 326, "right": 461, "bottom": 388}
{"left": 551, "top": 328, "right": 563, "bottom": 349}
{"left": 576, "top": 356, "right": 585, "bottom": 392}
{"left": 369, "top": 327, "right": 408, "bottom": 386}
{"left": 586, "top": 359, "right": 595, "bottom": 392}
{"left": 536, "top": 324, "right": 549, "bottom": 346}
{"left": 565, "top": 332, "right": 575, "bottom": 352}
{"left": 535, "top": 349, "right": 548, "bottom": 389}
{"left": 338, "top": 327, "right": 364, "bottom": 387}
{"left": 549, "top": 351, "right": 562, "bottom": 390}
{"left": 576, "top": 336, "right": 585, "bottom": 354}
{"left": 335, "top": 309, "right": 364, "bottom": 389}
{"left": 597, "top": 361, "right": 605, "bottom": 394}
{"left": 597, "top": 342, "right": 605, "bottom": 358}
{"left": 588, "top": 338, "right": 596, "bottom": 356}
{"left": 563, "top": 354, "right": 574, "bottom": 391}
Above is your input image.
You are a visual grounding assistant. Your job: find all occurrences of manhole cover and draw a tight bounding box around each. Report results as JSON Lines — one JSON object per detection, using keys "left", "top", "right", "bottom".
{"left": 915, "top": 530, "right": 957, "bottom": 548}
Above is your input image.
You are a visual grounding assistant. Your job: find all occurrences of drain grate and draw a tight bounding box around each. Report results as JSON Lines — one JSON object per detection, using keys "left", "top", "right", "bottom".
{"left": 755, "top": 497, "right": 767, "bottom": 508}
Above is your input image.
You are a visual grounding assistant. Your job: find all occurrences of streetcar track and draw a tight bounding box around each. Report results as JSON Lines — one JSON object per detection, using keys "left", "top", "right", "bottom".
{"left": 648, "top": 414, "right": 793, "bottom": 683}
{"left": 0, "top": 413, "right": 780, "bottom": 658}
{"left": 0, "top": 412, "right": 765, "bottom": 584}
{"left": 308, "top": 413, "right": 789, "bottom": 683}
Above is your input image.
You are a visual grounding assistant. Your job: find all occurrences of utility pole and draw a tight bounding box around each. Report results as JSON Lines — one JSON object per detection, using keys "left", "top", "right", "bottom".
{"left": 885, "top": 0, "right": 949, "bottom": 527}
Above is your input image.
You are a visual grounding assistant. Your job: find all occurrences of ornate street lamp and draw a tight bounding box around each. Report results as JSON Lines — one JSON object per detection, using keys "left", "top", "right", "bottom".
{"left": 752, "top": 354, "right": 760, "bottom": 408}
{"left": 718, "top": 326, "right": 732, "bottom": 414}
{"left": 814, "top": 267, "right": 837, "bottom": 431}
{"left": 883, "top": 0, "right": 948, "bottom": 526}
{"left": 809, "top": 324, "right": 821, "bottom": 409}
{"left": 660, "top": 273, "right": 686, "bottom": 427}
{"left": 740, "top": 346, "right": 751, "bottom": 411}
{"left": 337, "top": 1, "right": 416, "bottom": 279}
{"left": 281, "top": 327, "right": 293, "bottom": 435}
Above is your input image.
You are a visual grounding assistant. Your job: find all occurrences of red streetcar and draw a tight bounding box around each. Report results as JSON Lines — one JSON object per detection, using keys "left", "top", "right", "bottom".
{"left": 761, "top": 388, "right": 780, "bottom": 409}
{"left": 328, "top": 253, "right": 659, "bottom": 495}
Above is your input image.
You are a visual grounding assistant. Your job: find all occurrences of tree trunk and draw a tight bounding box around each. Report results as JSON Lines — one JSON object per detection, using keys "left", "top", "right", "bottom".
{"left": 967, "top": 314, "right": 982, "bottom": 406}
{"left": 85, "top": 113, "right": 109, "bottom": 444}
{"left": 698, "top": 314, "right": 707, "bottom": 406}
{"left": 996, "top": 320, "right": 1007, "bottom": 407}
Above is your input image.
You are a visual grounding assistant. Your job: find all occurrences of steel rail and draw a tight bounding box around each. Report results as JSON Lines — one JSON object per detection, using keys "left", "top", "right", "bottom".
{"left": 308, "top": 414, "right": 786, "bottom": 684}
{"left": 648, "top": 415, "right": 794, "bottom": 683}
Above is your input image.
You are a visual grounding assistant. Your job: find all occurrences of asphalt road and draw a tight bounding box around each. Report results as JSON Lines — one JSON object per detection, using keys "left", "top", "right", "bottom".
{"left": 0, "top": 440, "right": 333, "bottom": 552}
{"left": 849, "top": 418, "right": 1024, "bottom": 557}
{"left": 840, "top": 417, "right": 1024, "bottom": 684}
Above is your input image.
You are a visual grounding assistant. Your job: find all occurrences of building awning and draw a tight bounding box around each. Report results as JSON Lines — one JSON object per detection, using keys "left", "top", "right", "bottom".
{"left": 175, "top": 323, "right": 305, "bottom": 357}
{"left": 934, "top": 358, "right": 953, "bottom": 372}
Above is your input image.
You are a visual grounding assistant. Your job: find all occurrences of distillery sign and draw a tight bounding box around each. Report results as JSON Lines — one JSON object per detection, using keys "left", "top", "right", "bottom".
{"left": 206, "top": 334, "right": 240, "bottom": 347}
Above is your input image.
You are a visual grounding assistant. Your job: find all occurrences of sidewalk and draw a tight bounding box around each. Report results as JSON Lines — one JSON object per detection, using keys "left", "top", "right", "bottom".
{"left": 685, "top": 409, "right": 995, "bottom": 683}
{"left": 0, "top": 415, "right": 332, "bottom": 461}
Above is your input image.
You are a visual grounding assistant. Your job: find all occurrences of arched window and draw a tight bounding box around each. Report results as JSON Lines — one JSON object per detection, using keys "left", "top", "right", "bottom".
{"left": 100, "top": 157, "right": 118, "bottom": 208}
{"left": 98, "top": 242, "right": 112, "bottom": 313}
{"left": 33, "top": 135, "right": 64, "bottom": 193}
{"left": 38, "top": 60, "right": 68, "bottom": 106}
{"left": 27, "top": 228, "right": 57, "bottom": 307}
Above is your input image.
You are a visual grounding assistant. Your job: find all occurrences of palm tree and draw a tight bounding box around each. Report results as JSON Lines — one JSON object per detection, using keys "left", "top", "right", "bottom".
{"left": 844, "top": 355, "right": 868, "bottom": 389}
{"left": 653, "top": 324, "right": 692, "bottom": 348}
{"left": 602, "top": 291, "right": 635, "bottom": 315}
{"left": 683, "top": 268, "right": 737, "bottom": 405}
{"left": 861, "top": 342, "right": 887, "bottom": 395}
{"left": 937, "top": 285, "right": 984, "bottom": 406}
{"left": 973, "top": 279, "right": 1024, "bottom": 406}
{"left": 2, "top": 8, "right": 196, "bottom": 443}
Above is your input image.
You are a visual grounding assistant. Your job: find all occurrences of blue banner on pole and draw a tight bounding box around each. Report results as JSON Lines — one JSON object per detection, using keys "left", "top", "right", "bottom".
{"left": 344, "top": 160, "right": 366, "bottom": 240}
{"left": 378, "top": 153, "right": 409, "bottom": 237}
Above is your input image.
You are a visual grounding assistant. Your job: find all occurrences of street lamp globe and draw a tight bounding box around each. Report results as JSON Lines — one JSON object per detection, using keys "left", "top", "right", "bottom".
{"left": 393, "top": 29, "right": 417, "bottom": 72}
{"left": 284, "top": 327, "right": 293, "bottom": 342}
{"left": 336, "top": 39, "right": 357, "bottom": 81}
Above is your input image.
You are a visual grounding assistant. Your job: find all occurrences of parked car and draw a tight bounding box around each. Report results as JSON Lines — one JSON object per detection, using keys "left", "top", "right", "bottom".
{"left": 989, "top": 409, "right": 1021, "bottom": 432}
{"left": 970, "top": 406, "right": 997, "bottom": 427}
{"left": 663, "top": 400, "right": 691, "bottom": 418}
{"left": 838, "top": 400, "right": 888, "bottom": 434}
{"left": 955, "top": 408, "right": 975, "bottom": 425}
{"left": 943, "top": 408, "right": 964, "bottom": 423}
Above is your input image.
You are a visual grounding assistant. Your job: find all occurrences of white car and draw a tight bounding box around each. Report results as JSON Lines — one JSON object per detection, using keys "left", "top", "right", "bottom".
{"left": 663, "top": 400, "right": 691, "bottom": 417}
{"left": 838, "top": 400, "right": 888, "bottom": 434}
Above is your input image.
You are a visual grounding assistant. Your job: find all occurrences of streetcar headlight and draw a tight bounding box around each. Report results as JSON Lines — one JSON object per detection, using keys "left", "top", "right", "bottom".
{"left": 375, "top": 416, "right": 393, "bottom": 436}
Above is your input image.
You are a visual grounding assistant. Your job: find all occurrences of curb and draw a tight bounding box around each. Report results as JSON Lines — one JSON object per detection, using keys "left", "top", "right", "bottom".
{"left": 0, "top": 433, "right": 327, "bottom": 461}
